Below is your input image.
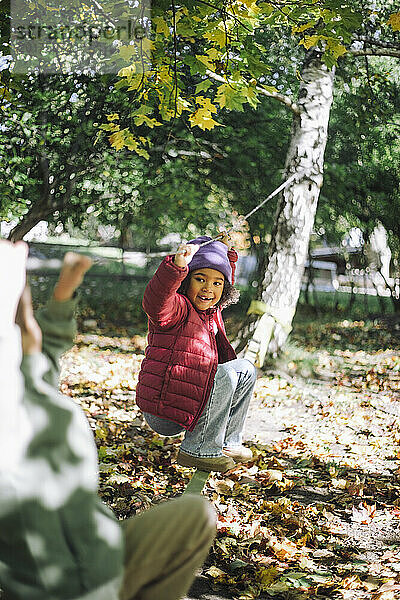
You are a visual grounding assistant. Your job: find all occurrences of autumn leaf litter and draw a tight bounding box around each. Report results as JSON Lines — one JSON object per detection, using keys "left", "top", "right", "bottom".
{"left": 60, "top": 317, "right": 400, "bottom": 600}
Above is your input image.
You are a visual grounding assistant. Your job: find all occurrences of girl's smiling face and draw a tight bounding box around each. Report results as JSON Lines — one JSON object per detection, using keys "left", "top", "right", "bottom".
{"left": 187, "top": 268, "right": 224, "bottom": 310}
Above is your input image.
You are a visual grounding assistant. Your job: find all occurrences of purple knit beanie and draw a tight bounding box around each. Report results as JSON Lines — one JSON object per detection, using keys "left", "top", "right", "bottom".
{"left": 187, "top": 236, "right": 232, "bottom": 282}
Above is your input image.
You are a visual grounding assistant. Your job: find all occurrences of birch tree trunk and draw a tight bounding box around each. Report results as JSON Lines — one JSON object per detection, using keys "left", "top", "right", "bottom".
{"left": 236, "top": 50, "right": 335, "bottom": 366}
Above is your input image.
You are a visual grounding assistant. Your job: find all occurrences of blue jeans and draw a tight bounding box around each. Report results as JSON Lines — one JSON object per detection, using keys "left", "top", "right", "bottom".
{"left": 144, "top": 359, "right": 257, "bottom": 458}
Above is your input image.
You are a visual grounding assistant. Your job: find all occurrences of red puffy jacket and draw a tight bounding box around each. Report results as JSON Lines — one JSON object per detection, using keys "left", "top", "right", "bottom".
{"left": 136, "top": 255, "right": 236, "bottom": 431}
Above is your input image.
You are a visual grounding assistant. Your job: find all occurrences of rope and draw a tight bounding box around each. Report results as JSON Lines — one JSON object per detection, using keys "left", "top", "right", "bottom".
{"left": 144, "top": 171, "right": 303, "bottom": 256}
{"left": 198, "top": 171, "right": 300, "bottom": 248}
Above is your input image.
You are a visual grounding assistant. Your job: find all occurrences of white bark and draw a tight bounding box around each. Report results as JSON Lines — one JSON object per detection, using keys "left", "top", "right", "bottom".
{"left": 240, "top": 51, "right": 335, "bottom": 366}
{"left": 367, "top": 223, "right": 392, "bottom": 283}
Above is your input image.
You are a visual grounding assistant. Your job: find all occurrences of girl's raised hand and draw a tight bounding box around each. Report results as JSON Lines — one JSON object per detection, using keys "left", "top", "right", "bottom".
{"left": 217, "top": 231, "right": 232, "bottom": 247}
{"left": 174, "top": 243, "right": 200, "bottom": 268}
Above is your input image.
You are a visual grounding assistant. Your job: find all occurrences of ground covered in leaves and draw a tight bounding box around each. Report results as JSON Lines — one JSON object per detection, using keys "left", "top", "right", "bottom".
{"left": 60, "top": 314, "right": 400, "bottom": 600}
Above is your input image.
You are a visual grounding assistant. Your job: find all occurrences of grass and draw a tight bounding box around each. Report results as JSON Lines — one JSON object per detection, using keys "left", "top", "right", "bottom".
{"left": 297, "top": 288, "right": 395, "bottom": 319}
{"left": 29, "top": 270, "right": 149, "bottom": 336}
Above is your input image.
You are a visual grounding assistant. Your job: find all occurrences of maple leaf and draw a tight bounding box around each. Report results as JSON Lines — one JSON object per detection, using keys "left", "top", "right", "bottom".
{"left": 340, "top": 574, "right": 362, "bottom": 590}
{"left": 387, "top": 13, "right": 400, "bottom": 31}
{"left": 268, "top": 536, "right": 298, "bottom": 561}
{"left": 203, "top": 28, "right": 227, "bottom": 48}
{"left": 326, "top": 38, "right": 347, "bottom": 60}
{"left": 133, "top": 115, "right": 162, "bottom": 128}
{"left": 153, "top": 16, "right": 170, "bottom": 36}
{"left": 109, "top": 130, "right": 125, "bottom": 151}
{"left": 292, "top": 21, "right": 317, "bottom": 34}
{"left": 216, "top": 83, "right": 247, "bottom": 111}
{"left": 257, "top": 566, "right": 279, "bottom": 590}
{"left": 118, "top": 45, "right": 138, "bottom": 62}
{"left": 195, "top": 54, "right": 215, "bottom": 70}
{"left": 351, "top": 502, "right": 377, "bottom": 524}
{"left": 189, "top": 107, "right": 222, "bottom": 130}
{"left": 195, "top": 96, "right": 217, "bottom": 112}
{"left": 300, "top": 34, "right": 320, "bottom": 50}
{"left": 99, "top": 123, "right": 120, "bottom": 132}
{"left": 205, "top": 566, "right": 228, "bottom": 582}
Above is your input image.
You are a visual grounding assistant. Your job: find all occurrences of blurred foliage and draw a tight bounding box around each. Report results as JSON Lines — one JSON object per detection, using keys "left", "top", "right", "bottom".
{"left": 1, "top": 0, "right": 399, "bottom": 266}
{"left": 317, "top": 55, "right": 400, "bottom": 258}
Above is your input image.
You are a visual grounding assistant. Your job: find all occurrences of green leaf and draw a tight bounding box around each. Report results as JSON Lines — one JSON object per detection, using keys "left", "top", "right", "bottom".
{"left": 134, "top": 115, "right": 162, "bottom": 127}
{"left": 195, "top": 79, "right": 212, "bottom": 94}
{"left": 216, "top": 84, "right": 246, "bottom": 111}
{"left": 132, "top": 105, "right": 154, "bottom": 116}
{"left": 153, "top": 16, "right": 170, "bottom": 36}
{"left": 119, "top": 45, "right": 138, "bottom": 62}
{"left": 246, "top": 54, "right": 271, "bottom": 77}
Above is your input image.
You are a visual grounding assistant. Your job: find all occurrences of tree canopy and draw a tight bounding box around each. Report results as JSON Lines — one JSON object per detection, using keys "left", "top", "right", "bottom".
{"left": 100, "top": 0, "right": 399, "bottom": 155}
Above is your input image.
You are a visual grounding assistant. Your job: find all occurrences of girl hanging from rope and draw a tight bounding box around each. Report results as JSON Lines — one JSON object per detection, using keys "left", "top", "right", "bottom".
{"left": 136, "top": 234, "right": 257, "bottom": 473}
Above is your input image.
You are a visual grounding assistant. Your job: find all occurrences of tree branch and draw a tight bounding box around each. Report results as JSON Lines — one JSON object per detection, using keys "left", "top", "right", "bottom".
{"left": 206, "top": 70, "right": 301, "bottom": 115}
{"left": 352, "top": 36, "right": 400, "bottom": 51}
{"left": 349, "top": 48, "right": 400, "bottom": 59}
{"left": 196, "top": 0, "right": 253, "bottom": 33}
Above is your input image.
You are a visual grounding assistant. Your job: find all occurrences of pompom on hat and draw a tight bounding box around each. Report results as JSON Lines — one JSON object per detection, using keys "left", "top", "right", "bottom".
{"left": 187, "top": 236, "right": 237, "bottom": 284}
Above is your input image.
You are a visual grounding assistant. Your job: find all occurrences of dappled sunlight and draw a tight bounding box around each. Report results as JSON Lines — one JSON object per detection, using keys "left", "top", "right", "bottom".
{"left": 57, "top": 316, "right": 400, "bottom": 599}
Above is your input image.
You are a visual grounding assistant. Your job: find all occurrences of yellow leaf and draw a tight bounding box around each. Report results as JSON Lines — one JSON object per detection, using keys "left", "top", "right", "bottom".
{"left": 189, "top": 108, "right": 222, "bottom": 130}
{"left": 257, "top": 567, "right": 279, "bottom": 590}
{"left": 118, "top": 66, "right": 135, "bottom": 78}
{"left": 388, "top": 12, "right": 400, "bottom": 31}
{"left": 206, "top": 47, "right": 220, "bottom": 60}
{"left": 123, "top": 132, "right": 150, "bottom": 158}
{"left": 242, "top": 85, "right": 259, "bottom": 108}
{"left": 132, "top": 146, "right": 150, "bottom": 159}
{"left": 196, "top": 96, "right": 217, "bottom": 113}
{"left": 292, "top": 21, "right": 316, "bottom": 34}
{"left": 133, "top": 114, "right": 162, "bottom": 128}
{"left": 196, "top": 54, "right": 215, "bottom": 70}
{"left": 299, "top": 35, "right": 319, "bottom": 50}
{"left": 99, "top": 123, "right": 120, "bottom": 132}
{"left": 326, "top": 38, "right": 347, "bottom": 59}
{"left": 0, "top": 85, "right": 10, "bottom": 102}
{"left": 119, "top": 45, "right": 138, "bottom": 61}
{"left": 153, "top": 16, "right": 170, "bottom": 36}
{"left": 216, "top": 85, "right": 228, "bottom": 109}
{"left": 127, "top": 75, "right": 144, "bottom": 91}
{"left": 107, "top": 128, "right": 150, "bottom": 158}
{"left": 175, "top": 7, "right": 188, "bottom": 21}
{"left": 205, "top": 566, "right": 227, "bottom": 579}
{"left": 203, "top": 28, "right": 227, "bottom": 48}
{"left": 109, "top": 131, "right": 125, "bottom": 151}
{"left": 241, "top": 0, "right": 258, "bottom": 9}
{"left": 107, "top": 113, "right": 119, "bottom": 121}
{"left": 176, "top": 96, "right": 191, "bottom": 113}
{"left": 157, "top": 66, "right": 174, "bottom": 87}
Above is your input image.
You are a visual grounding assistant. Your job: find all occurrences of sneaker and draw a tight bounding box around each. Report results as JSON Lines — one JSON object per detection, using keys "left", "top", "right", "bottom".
{"left": 177, "top": 450, "right": 235, "bottom": 473}
{"left": 222, "top": 446, "right": 253, "bottom": 463}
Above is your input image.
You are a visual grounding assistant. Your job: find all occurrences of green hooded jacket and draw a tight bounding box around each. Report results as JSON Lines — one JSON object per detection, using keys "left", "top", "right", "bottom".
{"left": 0, "top": 298, "right": 123, "bottom": 600}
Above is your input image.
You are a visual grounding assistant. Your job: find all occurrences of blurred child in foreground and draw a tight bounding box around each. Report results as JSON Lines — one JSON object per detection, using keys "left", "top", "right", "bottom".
{"left": 0, "top": 240, "right": 215, "bottom": 600}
